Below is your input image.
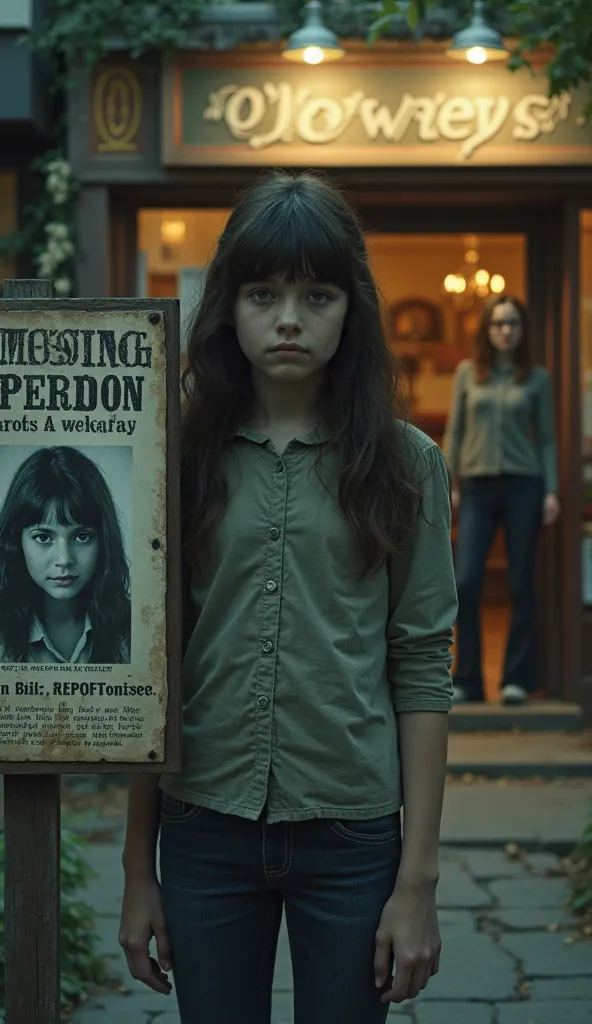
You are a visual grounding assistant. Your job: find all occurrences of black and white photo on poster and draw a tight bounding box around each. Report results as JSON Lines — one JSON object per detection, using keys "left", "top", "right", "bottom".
{"left": 0, "top": 445, "right": 132, "bottom": 665}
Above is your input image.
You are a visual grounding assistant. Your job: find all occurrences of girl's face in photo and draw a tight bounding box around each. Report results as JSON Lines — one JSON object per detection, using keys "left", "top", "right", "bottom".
{"left": 233, "top": 275, "right": 348, "bottom": 383}
{"left": 488, "top": 301, "right": 524, "bottom": 354}
{"left": 21, "top": 506, "right": 99, "bottom": 602}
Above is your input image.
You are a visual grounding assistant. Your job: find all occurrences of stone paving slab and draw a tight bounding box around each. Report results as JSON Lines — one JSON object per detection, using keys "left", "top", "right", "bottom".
{"left": 84, "top": 844, "right": 124, "bottom": 917}
{"left": 530, "top": 977, "right": 592, "bottom": 1000}
{"left": 415, "top": 933, "right": 516, "bottom": 1001}
{"left": 488, "top": 907, "right": 573, "bottom": 930}
{"left": 414, "top": 1003, "right": 495, "bottom": 1024}
{"left": 447, "top": 848, "right": 529, "bottom": 879}
{"left": 500, "top": 933, "right": 592, "bottom": 977}
{"left": 524, "top": 853, "right": 564, "bottom": 875}
{"left": 497, "top": 1004, "right": 592, "bottom": 1024}
{"left": 73, "top": 1001, "right": 146, "bottom": 1022}
{"left": 437, "top": 861, "right": 492, "bottom": 909}
{"left": 488, "top": 878, "right": 570, "bottom": 908}
{"left": 441, "top": 782, "right": 592, "bottom": 847}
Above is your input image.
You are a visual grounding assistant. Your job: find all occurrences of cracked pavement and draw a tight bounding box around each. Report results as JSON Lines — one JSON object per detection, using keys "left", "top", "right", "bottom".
{"left": 69, "top": 842, "right": 592, "bottom": 1023}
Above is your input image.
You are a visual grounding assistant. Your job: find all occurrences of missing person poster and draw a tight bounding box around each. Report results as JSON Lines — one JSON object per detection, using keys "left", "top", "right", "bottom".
{"left": 0, "top": 300, "right": 180, "bottom": 766}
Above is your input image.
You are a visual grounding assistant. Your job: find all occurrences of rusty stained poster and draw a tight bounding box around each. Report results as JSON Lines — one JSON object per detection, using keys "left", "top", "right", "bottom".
{"left": 0, "top": 305, "right": 171, "bottom": 763}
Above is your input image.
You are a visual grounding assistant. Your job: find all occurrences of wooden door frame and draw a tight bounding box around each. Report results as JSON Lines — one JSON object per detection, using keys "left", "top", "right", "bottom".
{"left": 560, "top": 201, "right": 584, "bottom": 710}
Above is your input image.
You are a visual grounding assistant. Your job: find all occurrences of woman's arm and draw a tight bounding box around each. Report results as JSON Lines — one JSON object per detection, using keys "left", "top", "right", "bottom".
{"left": 375, "top": 438, "right": 456, "bottom": 1004}
{"left": 396, "top": 711, "right": 448, "bottom": 885}
{"left": 119, "top": 775, "right": 173, "bottom": 995}
{"left": 121, "top": 774, "right": 162, "bottom": 878}
{"left": 536, "top": 369, "right": 560, "bottom": 524}
{"left": 442, "top": 360, "right": 468, "bottom": 486}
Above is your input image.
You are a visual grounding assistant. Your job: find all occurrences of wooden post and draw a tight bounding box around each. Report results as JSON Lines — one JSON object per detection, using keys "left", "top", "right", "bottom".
{"left": 2, "top": 279, "right": 61, "bottom": 1024}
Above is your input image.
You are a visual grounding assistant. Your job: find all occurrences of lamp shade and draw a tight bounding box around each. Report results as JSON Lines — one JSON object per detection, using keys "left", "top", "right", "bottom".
{"left": 446, "top": 0, "right": 509, "bottom": 64}
{"left": 282, "top": 1, "right": 344, "bottom": 64}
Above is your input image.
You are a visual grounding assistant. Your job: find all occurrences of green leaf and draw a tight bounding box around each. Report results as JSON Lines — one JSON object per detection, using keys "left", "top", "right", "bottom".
{"left": 367, "top": 13, "right": 399, "bottom": 45}
{"left": 407, "top": 1, "right": 419, "bottom": 31}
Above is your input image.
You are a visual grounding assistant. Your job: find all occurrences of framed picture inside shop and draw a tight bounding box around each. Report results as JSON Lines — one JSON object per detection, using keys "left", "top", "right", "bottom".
{"left": 389, "top": 298, "right": 443, "bottom": 343}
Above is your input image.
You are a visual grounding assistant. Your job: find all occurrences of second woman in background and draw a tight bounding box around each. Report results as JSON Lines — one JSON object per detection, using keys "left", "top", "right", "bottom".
{"left": 444, "top": 296, "right": 559, "bottom": 707}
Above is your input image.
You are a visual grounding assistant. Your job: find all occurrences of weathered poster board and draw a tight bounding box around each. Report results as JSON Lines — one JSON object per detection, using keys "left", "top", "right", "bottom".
{"left": 0, "top": 297, "right": 181, "bottom": 772}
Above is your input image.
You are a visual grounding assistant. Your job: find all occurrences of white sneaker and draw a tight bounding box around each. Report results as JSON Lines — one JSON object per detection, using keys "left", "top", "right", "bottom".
{"left": 501, "top": 684, "right": 527, "bottom": 706}
{"left": 453, "top": 685, "right": 471, "bottom": 704}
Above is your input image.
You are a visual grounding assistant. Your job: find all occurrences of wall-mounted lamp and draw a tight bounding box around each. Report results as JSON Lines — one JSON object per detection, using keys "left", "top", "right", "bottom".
{"left": 282, "top": 0, "right": 344, "bottom": 65}
{"left": 160, "top": 219, "right": 187, "bottom": 246}
{"left": 446, "top": 0, "right": 509, "bottom": 65}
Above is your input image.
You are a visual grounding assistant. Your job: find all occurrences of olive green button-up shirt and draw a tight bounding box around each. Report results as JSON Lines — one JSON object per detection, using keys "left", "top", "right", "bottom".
{"left": 443, "top": 359, "right": 558, "bottom": 494}
{"left": 161, "top": 423, "right": 456, "bottom": 823}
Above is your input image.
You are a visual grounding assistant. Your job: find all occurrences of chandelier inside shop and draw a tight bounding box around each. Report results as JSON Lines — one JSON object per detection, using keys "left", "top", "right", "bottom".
{"left": 443, "top": 236, "right": 506, "bottom": 310}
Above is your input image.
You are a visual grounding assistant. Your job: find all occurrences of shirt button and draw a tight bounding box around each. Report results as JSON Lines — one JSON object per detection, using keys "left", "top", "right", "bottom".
{"left": 256, "top": 695, "right": 269, "bottom": 710}
{"left": 262, "top": 640, "right": 275, "bottom": 653}
{"left": 265, "top": 580, "right": 277, "bottom": 593}
{"left": 269, "top": 527, "right": 280, "bottom": 540}
{"left": 275, "top": 461, "right": 284, "bottom": 473}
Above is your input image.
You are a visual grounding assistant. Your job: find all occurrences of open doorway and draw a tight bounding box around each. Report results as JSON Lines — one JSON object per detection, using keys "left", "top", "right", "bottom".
{"left": 367, "top": 231, "right": 527, "bottom": 702}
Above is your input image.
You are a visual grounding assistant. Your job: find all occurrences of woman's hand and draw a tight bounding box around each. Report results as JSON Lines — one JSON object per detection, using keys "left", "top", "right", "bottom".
{"left": 374, "top": 879, "right": 442, "bottom": 1003}
{"left": 543, "top": 492, "right": 560, "bottom": 526}
{"left": 119, "top": 876, "right": 173, "bottom": 995}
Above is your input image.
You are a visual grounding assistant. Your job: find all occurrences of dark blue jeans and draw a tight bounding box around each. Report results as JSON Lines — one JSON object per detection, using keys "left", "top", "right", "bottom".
{"left": 454, "top": 474, "right": 544, "bottom": 699}
{"left": 159, "top": 794, "right": 401, "bottom": 1024}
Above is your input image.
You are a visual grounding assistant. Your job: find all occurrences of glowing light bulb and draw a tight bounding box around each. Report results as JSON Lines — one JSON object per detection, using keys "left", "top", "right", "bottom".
{"left": 467, "top": 46, "right": 487, "bottom": 65}
{"left": 490, "top": 274, "right": 506, "bottom": 293}
{"left": 444, "top": 274, "right": 458, "bottom": 293}
{"left": 475, "top": 269, "right": 490, "bottom": 287}
{"left": 303, "top": 46, "right": 324, "bottom": 64}
{"left": 454, "top": 276, "right": 467, "bottom": 294}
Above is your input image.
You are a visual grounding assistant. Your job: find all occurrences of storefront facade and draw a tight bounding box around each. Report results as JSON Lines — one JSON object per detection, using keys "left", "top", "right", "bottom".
{"left": 0, "top": 0, "right": 52, "bottom": 278}
{"left": 67, "top": 24, "right": 592, "bottom": 719}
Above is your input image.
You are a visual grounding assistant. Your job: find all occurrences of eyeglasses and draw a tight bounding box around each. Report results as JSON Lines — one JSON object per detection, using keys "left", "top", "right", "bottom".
{"left": 490, "top": 320, "right": 521, "bottom": 330}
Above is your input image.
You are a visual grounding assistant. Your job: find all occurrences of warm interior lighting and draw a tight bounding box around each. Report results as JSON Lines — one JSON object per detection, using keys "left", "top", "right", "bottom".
{"left": 282, "top": 1, "right": 344, "bottom": 63}
{"left": 303, "top": 45, "right": 324, "bottom": 65}
{"left": 446, "top": 1, "right": 509, "bottom": 64}
{"left": 444, "top": 237, "right": 506, "bottom": 307}
{"left": 160, "top": 219, "right": 186, "bottom": 246}
{"left": 467, "top": 46, "right": 487, "bottom": 65}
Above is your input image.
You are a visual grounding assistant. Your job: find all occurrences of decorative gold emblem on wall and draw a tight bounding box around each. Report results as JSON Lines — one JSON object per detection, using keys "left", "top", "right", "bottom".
{"left": 93, "top": 66, "right": 142, "bottom": 152}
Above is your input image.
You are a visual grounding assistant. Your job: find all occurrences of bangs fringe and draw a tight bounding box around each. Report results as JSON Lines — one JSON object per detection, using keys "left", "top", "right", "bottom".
{"left": 25, "top": 481, "right": 99, "bottom": 529}
{"left": 227, "top": 196, "right": 355, "bottom": 291}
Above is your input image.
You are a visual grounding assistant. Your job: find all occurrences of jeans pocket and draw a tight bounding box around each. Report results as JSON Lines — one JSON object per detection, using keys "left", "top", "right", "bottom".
{"left": 329, "top": 812, "right": 401, "bottom": 845}
{"left": 160, "top": 792, "right": 204, "bottom": 824}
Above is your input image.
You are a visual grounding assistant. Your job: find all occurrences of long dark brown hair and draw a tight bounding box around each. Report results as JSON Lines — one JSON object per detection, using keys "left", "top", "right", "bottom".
{"left": 181, "top": 170, "right": 425, "bottom": 576}
{"left": 474, "top": 294, "right": 532, "bottom": 384}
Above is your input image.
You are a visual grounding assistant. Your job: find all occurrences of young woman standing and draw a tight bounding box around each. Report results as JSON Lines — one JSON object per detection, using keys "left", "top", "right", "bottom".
{"left": 119, "top": 171, "right": 457, "bottom": 1024}
{"left": 444, "top": 295, "right": 559, "bottom": 706}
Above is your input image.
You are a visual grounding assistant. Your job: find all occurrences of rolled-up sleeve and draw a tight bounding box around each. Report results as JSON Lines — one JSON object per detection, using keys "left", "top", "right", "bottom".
{"left": 536, "top": 369, "right": 558, "bottom": 495}
{"left": 387, "top": 442, "right": 457, "bottom": 713}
